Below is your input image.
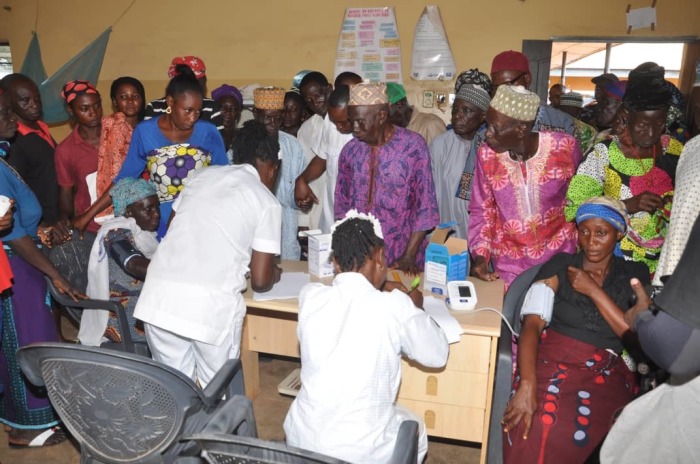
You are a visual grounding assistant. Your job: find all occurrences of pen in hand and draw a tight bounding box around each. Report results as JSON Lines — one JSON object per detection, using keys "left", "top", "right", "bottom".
{"left": 407, "top": 276, "right": 421, "bottom": 293}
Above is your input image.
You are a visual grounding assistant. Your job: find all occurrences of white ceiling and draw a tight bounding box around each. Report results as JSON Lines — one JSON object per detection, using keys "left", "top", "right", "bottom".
{"left": 551, "top": 42, "right": 684, "bottom": 77}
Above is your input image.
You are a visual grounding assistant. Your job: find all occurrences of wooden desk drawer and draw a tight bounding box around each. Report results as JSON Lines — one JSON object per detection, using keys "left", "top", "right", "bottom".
{"left": 444, "top": 335, "right": 492, "bottom": 373}
{"left": 247, "top": 314, "right": 300, "bottom": 357}
{"left": 398, "top": 398, "right": 484, "bottom": 443}
{"left": 398, "top": 366, "right": 488, "bottom": 408}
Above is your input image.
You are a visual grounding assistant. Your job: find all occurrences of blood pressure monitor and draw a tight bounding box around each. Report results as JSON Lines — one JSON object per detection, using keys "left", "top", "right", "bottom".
{"left": 447, "top": 280, "right": 478, "bottom": 311}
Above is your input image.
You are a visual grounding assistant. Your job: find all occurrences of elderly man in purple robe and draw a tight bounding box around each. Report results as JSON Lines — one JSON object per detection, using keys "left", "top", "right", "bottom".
{"left": 334, "top": 82, "right": 439, "bottom": 274}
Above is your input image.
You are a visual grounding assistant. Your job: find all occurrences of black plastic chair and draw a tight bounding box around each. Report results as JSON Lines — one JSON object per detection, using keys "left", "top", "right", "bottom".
{"left": 389, "top": 420, "right": 419, "bottom": 464}
{"left": 18, "top": 343, "right": 251, "bottom": 464}
{"left": 187, "top": 420, "right": 419, "bottom": 464}
{"left": 46, "top": 231, "right": 96, "bottom": 324}
{"left": 47, "top": 231, "right": 149, "bottom": 356}
{"left": 187, "top": 434, "right": 350, "bottom": 464}
{"left": 486, "top": 264, "right": 542, "bottom": 464}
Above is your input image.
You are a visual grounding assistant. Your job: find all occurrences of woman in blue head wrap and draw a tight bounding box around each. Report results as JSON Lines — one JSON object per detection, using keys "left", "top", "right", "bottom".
{"left": 79, "top": 177, "right": 160, "bottom": 347}
{"left": 503, "top": 196, "right": 652, "bottom": 464}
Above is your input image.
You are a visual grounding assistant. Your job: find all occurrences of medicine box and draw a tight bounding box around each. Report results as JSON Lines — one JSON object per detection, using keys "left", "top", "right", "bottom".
{"left": 424, "top": 224, "right": 469, "bottom": 295}
{"left": 306, "top": 231, "right": 334, "bottom": 278}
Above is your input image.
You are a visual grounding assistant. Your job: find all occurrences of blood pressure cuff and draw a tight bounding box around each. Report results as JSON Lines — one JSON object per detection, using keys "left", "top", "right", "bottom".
{"left": 108, "top": 237, "right": 145, "bottom": 271}
{"left": 520, "top": 282, "right": 555, "bottom": 326}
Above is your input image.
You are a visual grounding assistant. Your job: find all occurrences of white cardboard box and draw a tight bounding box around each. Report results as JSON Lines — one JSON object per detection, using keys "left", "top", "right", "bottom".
{"left": 305, "top": 231, "right": 334, "bottom": 278}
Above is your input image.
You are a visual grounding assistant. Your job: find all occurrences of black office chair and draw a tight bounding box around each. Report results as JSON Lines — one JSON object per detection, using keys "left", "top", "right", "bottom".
{"left": 47, "top": 231, "right": 149, "bottom": 356}
{"left": 389, "top": 420, "right": 419, "bottom": 464}
{"left": 187, "top": 420, "right": 419, "bottom": 464}
{"left": 18, "top": 343, "right": 251, "bottom": 464}
{"left": 46, "top": 231, "right": 95, "bottom": 324}
{"left": 187, "top": 434, "right": 350, "bottom": 464}
{"left": 486, "top": 264, "right": 542, "bottom": 464}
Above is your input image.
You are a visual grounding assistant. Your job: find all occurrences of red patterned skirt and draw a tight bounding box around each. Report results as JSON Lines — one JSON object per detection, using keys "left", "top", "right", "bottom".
{"left": 503, "top": 330, "right": 637, "bottom": 464}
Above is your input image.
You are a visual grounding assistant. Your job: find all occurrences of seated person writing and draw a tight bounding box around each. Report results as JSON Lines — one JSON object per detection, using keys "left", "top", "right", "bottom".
{"left": 79, "top": 178, "right": 159, "bottom": 346}
{"left": 284, "top": 210, "right": 449, "bottom": 463}
{"left": 502, "top": 197, "right": 651, "bottom": 464}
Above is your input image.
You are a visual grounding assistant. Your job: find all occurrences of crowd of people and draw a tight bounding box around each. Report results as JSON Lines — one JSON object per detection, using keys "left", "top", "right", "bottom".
{"left": 0, "top": 49, "right": 698, "bottom": 462}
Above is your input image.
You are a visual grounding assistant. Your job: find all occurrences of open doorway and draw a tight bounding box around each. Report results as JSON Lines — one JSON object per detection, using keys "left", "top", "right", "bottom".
{"left": 549, "top": 42, "right": 684, "bottom": 105}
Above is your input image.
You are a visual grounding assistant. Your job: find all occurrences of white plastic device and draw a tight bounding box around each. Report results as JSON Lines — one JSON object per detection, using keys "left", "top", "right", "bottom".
{"left": 447, "top": 280, "right": 478, "bottom": 311}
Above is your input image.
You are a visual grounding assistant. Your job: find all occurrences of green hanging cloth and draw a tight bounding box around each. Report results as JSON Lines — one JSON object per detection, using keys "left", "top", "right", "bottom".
{"left": 19, "top": 32, "right": 48, "bottom": 86}
{"left": 37, "top": 27, "right": 112, "bottom": 124}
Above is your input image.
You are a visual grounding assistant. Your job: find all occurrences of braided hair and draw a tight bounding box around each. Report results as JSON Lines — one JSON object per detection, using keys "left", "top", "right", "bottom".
{"left": 331, "top": 218, "right": 385, "bottom": 272}
{"left": 231, "top": 120, "right": 280, "bottom": 166}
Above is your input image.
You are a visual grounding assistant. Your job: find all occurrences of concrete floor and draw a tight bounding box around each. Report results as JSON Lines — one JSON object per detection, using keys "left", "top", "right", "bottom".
{"left": 0, "top": 316, "right": 481, "bottom": 464}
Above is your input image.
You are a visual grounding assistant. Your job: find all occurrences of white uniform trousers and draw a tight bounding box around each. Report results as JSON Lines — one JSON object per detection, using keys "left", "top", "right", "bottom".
{"left": 144, "top": 316, "right": 244, "bottom": 388}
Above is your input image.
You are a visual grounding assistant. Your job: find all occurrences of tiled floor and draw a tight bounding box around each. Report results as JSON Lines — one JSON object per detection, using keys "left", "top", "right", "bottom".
{"left": 0, "top": 317, "right": 481, "bottom": 464}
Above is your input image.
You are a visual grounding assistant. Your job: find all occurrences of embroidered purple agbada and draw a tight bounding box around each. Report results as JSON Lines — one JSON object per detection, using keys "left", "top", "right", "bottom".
{"left": 335, "top": 126, "right": 439, "bottom": 266}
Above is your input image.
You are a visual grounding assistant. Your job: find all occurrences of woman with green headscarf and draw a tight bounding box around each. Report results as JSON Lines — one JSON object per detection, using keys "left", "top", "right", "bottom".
{"left": 79, "top": 178, "right": 160, "bottom": 346}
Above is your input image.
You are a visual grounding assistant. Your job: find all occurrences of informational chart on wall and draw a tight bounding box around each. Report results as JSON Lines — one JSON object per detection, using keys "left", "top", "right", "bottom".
{"left": 410, "top": 6, "right": 456, "bottom": 81}
{"left": 334, "top": 7, "right": 403, "bottom": 83}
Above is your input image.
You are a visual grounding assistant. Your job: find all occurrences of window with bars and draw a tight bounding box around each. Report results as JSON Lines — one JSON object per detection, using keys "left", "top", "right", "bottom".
{"left": 0, "top": 44, "right": 12, "bottom": 79}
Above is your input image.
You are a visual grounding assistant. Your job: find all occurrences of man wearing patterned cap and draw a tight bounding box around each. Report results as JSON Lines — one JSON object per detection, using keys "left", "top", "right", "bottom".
{"left": 335, "top": 82, "right": 439, "bottom": 273}
{"left": 253, "top": 87, "right": 306, "bottom": 260}
{"left": 469, "top": 85, "right": 581, "bottom": 286}
{"left": 566, "top": 62, "right": 683, "bottom": 275}
{"left": 559, "top": 91, "right": 584, "bottom": 119}
{"left": 489, "top": 50, "right": 596, "bottom": 154}
{"left": 454, "top": 69, "right": 492, "bottom": 203}
{"left": 429, "top": 83, "right": 491, "bottom": 239}
{"left": 560, "top": 91, "right": 598, "bottom": 153}
{"left": 387, "top": 82, "right": 445, "bottom": 145}
{"left": 55, "top": 80, "right": 104, "bottom": 234}
{"left": 144, "top": 56, "right": 220, "bottom": 130}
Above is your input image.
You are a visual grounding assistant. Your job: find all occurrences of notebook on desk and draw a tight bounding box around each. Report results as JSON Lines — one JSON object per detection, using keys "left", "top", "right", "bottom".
{"left": 253, "top": 272, "right": 311, "bottom": 301}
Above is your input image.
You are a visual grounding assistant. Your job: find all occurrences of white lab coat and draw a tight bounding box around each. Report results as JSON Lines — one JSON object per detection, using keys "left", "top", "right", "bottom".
{"left": 284, "top": 272, "right": 449, "bottom": 463}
